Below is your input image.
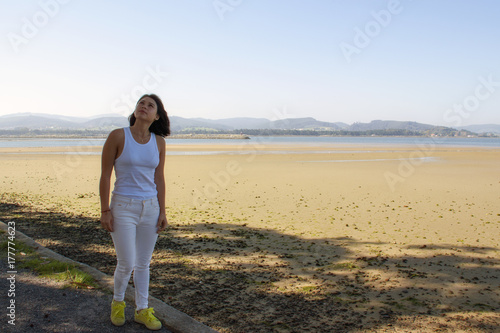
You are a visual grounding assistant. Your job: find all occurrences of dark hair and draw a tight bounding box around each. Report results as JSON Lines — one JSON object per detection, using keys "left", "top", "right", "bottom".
{"left": 129, "top": 94, "right": 170, "bottom": 137}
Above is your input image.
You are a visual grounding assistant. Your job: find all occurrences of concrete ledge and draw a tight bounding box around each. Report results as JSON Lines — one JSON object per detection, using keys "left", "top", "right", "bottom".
{"left": 0, "top": 221, "right": 219, "bottom": 333}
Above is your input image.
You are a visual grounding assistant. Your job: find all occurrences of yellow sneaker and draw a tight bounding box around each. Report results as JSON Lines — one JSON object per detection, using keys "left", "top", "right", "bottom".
{"left": 110, "top": 300, "right": 126, "bottom": 326}
{"left": 134, "top": 307, "right": 162, "bottom": 330}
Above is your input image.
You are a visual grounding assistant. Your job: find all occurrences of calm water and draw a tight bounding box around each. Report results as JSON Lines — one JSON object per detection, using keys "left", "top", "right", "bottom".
{"left": 238, "top": 136, "right": 500, "bottom": 147}
{"left": 1, "top": 136, "right": 500, "bottom": 156}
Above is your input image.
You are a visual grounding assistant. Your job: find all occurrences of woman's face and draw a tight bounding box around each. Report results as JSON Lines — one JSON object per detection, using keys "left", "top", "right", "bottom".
{"left": 134, "top": 97, "right": 159, "bottom": 122}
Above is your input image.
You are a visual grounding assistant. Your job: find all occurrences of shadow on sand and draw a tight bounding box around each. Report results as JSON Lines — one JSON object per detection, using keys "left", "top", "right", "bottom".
{"left": 1, "top": 201, "right": 498, "bottom": 332}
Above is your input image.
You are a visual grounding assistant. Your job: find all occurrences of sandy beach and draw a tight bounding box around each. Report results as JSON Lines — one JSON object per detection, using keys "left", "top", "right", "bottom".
{"left": 1, "top": 141, "right": 499, "bottom": 332}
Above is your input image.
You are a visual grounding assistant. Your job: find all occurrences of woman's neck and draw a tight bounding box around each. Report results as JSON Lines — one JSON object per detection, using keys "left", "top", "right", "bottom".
{"left": 130, "top": 122, "right": 150, "bottom": 136}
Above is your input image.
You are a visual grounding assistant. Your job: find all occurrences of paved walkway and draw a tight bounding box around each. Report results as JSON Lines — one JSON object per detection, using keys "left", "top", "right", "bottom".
{"left": 0, "top": 257, "right": 172, "bottom": 332}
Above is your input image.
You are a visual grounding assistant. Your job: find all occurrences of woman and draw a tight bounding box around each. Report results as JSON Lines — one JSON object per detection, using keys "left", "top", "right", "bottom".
{"left": 100, "top": 94, "right": 170, "bottom": 330}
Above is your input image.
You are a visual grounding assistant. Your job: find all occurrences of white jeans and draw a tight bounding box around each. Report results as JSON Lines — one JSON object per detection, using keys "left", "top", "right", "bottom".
{"left": 110, "top": 194, "right": 159, "bottom": 310}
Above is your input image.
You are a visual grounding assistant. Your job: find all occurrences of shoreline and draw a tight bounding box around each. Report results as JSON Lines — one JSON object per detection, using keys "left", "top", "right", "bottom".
{"left": 0, "top": 133, "right": 251, "bottom": 140}
{"left": 1, "top": 134, "right": 499, "bottom": 140}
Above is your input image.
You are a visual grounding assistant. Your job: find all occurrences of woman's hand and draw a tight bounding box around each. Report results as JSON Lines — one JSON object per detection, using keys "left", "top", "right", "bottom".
{"left": 100, "top": 211, "right": 114, "bottom": 232}
{"left": 157, "top": 213, "right": 168, "bottom": 233}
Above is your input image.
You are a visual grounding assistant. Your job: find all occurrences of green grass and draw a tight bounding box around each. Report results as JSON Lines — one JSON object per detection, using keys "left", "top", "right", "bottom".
{"left": 45, "top": 267, "right": 97, "bottom": 288}
{"left": 0, "top": 238, "right": 35, "bottom": 254}
{"left": 472, "top": 303, "right": 495, "bottom": 311}
{"left": 330, "top": 295, "right": 361, "bottom": 304}
{"left": 383, "top": 300, "right": 406, "bottom": 310}
{"left": 329, "top": 262, "right": 359, "bottom": 270}
{"left": 0, "top": 238, "right": 98, "bottom": 289}
{"left": 301, "top": 286, "right": 319, "bottom": 293}
{"left": 403, "top": 296, "right": 425, "bottom": 307}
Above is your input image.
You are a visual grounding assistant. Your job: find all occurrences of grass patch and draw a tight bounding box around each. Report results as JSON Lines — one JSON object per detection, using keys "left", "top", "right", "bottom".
{"left": 383, "top": 300, "right": 406, "bottom": 310}
{"left": 301, "top": 285, "right": 319, "bottom": 293}
{"left": 0, "top": 239, "right": 35, "bottom": 254}
{"left": 403, "top": 296, "right": 425, "bottom": 307}
{"left": 46, "top": 267, "right": 97, "bottom": 288}
{"left": 330, "top": 295, "right": 360, "bottom": 304}
{"left": 473, "top": 303, "right": 495, "bottom": 311}
{"left": 329, "top": 262, "right": 359, "bottom": 270}
{"left": 245, "top": 279, "right": 271, "bottom": 287}
{"left": 0, "top": 238, "right": 98, "bottom": 289}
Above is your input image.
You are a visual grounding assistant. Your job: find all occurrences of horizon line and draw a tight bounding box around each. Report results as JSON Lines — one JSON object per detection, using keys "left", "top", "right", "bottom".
{"left": 1, "top": 112, "right": 499, "bottom": 128}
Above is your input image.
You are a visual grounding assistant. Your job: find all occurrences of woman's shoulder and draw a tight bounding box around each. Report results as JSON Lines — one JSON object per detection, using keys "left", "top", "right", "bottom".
{"left": 106, "top": 128, "right": 125, "bottom": 144}
{"left": 155, "top": 133, "right": 166, "bottom": 150}
{"left": 110, "top": 127, "right": 125, "bottom": 137}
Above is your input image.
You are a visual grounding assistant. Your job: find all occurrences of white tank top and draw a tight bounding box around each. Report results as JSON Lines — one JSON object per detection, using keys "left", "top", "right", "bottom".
{"left": 112, "top": 127, "right": 160, "bottom": 200}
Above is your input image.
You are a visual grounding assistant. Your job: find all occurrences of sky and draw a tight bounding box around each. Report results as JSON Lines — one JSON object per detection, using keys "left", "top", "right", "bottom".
{"left": 1, "top": 0, "right": 499, "bottom": 127}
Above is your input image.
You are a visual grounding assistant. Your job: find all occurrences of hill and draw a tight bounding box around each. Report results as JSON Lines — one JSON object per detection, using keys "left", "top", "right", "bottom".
{"left": 0, "top": 114, "right": 342, "bottom": 131}
{"left": 349, "top": 120, "right": 434, "bottom": 131}
{"left": 457, "top": 124, "right": 500, "bottom": 135}
{"left": 0, "top": 113, "right": 127, "bottom": 130}
{"left": 0, "top": 113, "right": 491, "bottom": 137}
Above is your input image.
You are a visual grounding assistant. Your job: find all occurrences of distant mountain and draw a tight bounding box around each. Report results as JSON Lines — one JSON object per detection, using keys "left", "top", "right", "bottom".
{"left": 457, "top": 124, "right": 500, "bottom": 134}
{"left": 0, "top": 114, "right": 341, "bottom": 131}
{"left": 0, "top": 112, "right": 90, "bottom": 123}
{"left": 334, "top": 122, "right": 350, "bottom": 130}
{"left": 170, "top": 116, "right": 233, "bottom": 131}
{"left": 0, "top": 113, "right": 127, "bottom": 129}
{"left": 0, "top": 113, "right": 493, "bottom": 136}
{"left": 190, "top": 117, "right": 270, "bottom": 130}
{"left": 349, "top": 120, "right": 435, "bottom": 131}
{"left": 81, "top": 116, "right": 129, "bottom": 129}
{"left": 0, "top": 114, "right": 81, "bottom": 129}
{"left": 271, "top": 117, "right": 341, "bottom": 130}
{"left": 178, "top": 117, "right": 341, "bottom": 130}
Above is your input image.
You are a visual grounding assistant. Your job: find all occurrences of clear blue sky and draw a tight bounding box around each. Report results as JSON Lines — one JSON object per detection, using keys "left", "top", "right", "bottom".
{"left": 1, "top": 0, "right": 499, "bottom": 126}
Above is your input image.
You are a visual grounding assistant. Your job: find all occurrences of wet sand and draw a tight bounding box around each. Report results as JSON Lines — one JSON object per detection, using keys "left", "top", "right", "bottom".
{"left": 1, "top": 142, "right": 499, "bottom": 332}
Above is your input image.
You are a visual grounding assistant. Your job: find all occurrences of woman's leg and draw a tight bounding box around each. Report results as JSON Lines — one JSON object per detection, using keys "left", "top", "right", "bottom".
{"left": 133, "top": 199, "right": 160, "bottom": 310}
{"left": 110, "top": 196, "right": 139, "bottom": 302}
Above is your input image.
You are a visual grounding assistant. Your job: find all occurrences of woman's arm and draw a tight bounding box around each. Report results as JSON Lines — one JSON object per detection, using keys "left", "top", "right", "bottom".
{"left": 155, "top": 135, "right": 168, "bottom": 233}
{"left": 99, "top": 129, "right": 122, "bottom": 232}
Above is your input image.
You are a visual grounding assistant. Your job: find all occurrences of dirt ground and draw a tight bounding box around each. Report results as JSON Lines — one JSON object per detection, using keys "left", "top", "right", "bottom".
{"left": 1, "top": 143, "right": 499, "bottom": 332}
